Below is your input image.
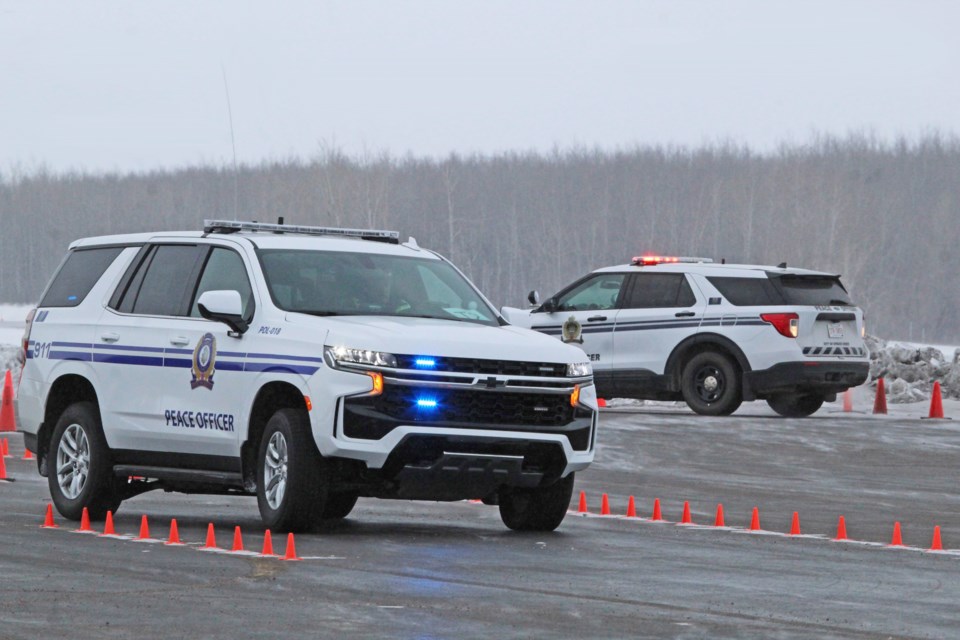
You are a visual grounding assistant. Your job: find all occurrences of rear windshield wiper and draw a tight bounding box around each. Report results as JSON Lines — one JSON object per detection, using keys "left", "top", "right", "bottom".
{"left": 828, "top": 299, "right": 852, "bottom": 306}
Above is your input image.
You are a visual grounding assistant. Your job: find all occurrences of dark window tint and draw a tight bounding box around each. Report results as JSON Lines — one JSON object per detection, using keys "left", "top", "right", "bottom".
{"left": 190, "top": 248, "right": 254, "bottom": 318}
{"left": 128, "top": 245, "right": 206, "bottom": 316}
{"left": 707, "top": 276, "right": 783, "bottom": 306}
{"left": 624, "top": 274, "right": 696, "bottom": 308}
{"left": 40, "top": 247, "right": 123, "bottom": 307}
{"left": 774, "top": 275, "right": 853, "bottom": 306}
{"left": 556, "top": 274, "right": 625, "bottom": 311}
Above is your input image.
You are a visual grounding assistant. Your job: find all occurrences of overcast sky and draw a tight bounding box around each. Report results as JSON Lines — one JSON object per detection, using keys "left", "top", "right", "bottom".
{"left": 1, "top": 1, "right": 957, "bottom": 174}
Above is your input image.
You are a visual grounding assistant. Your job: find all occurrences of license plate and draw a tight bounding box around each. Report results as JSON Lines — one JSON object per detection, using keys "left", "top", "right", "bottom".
{"left": 828, "top": 323, "right": 844, "bottom": 338}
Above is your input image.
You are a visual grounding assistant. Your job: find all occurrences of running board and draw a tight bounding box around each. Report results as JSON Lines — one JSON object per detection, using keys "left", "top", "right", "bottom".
{"left": 113, "top": 465, "right": 244, "bottom": 487}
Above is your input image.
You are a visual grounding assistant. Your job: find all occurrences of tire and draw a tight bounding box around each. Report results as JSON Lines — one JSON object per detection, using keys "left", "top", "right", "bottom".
{"left": 499, "top": 473, "right": 575, "bottom": 532}
{"left": 322, "top": 492, "right": 359, "bottom": 520}
{"left": 47, "top": 401, "right": 121, "bottom": 520}
{"left": 680, "top": 351, "right": 742, "bottom": 416}
{"left": 256, "top": 408, "right": 327, "bottom": 533}
{"left": 767, "top": 394, "right": 825, "bottom": 418}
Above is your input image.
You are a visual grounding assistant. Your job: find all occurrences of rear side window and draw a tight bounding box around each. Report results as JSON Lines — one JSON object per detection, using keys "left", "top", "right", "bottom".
{"left": 114, "top": 245, "right": 207, "bottom": 316}
{"left": 774, "top": 275, "right": 853, "bottom": 306}
{"left": 707, "top": 276, "right": 783, "bottom": 306}
{"left": 623, "top": 274, "right": 696, "bottom": 308}
{"left": 40, "top": 247, "right": 123, "bottom": 307}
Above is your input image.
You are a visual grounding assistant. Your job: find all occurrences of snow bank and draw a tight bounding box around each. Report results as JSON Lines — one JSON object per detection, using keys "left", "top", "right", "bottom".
{"left": 866, "top": 336, "right": 960, "bottom": 403}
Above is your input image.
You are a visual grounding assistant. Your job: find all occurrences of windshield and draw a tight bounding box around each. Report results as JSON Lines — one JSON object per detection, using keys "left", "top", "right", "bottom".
{"left": 257, "top": 249, "right": 499, "bottom": 326}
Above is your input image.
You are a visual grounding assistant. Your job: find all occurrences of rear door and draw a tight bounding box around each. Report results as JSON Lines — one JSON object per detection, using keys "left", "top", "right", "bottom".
{"left": 612, "top": 272, "right": 705, "bottom": 392}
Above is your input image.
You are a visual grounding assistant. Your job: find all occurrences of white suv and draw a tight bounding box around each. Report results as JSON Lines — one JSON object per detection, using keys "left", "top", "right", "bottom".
{"left": 17, "top": 220, "right": 596, "bottom": 532}
{"left": 502, "top": 256, "right": 868, "bottom": 417}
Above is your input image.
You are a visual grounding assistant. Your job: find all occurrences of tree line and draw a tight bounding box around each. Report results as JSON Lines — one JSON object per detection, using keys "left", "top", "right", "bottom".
{"left": 1, "top": 133, "right": 958, "bottom": 342}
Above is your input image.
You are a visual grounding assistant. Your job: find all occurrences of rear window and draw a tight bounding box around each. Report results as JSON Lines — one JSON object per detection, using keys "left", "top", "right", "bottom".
{"left": 40, "top": 247, "right": 124, "bottom": 307}
{"left": 707, "top": 276, "right": 783, "bottom": 306}
{"left": 774, "top": 275, "right": 853, "bottom": 306}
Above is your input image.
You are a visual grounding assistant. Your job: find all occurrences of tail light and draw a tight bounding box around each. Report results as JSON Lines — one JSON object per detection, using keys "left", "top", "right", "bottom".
{"left": 19, "top": 308, "right": 36, "bottom": 366}
{"left": 760, "top": 313, "right": 799, "bottom": 338}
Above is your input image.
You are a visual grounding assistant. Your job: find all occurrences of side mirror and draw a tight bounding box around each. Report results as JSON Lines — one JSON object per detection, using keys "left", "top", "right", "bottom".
{"left": 527, "top": 290, "right": 540, "bottom": 306}
{"left": 197, "top": 290, "right": 248, "bottom": 335}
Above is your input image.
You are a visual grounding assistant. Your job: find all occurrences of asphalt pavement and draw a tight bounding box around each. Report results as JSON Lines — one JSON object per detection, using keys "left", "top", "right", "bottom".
{"left": 1, "top": 403, "right": 959, "bottom": 639}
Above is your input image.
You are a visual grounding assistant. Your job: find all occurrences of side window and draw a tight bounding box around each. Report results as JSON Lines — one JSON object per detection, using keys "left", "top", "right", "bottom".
{"left": 624, "top": 274, "right": 694, "bottom": 309}
{"left": 190, "top": 248, "right": 254, "bottom": 318}
{"left": 556, "top": 274, "right": 625, "bottom": 311}
{"left": 40, "top": 247, "right": 124, "bottom": 308}
{"left": 707, "top": 276, "right": 783, "bottom": 306}
{"left": 118, "top": 245, "right": 206, "bottom": 316}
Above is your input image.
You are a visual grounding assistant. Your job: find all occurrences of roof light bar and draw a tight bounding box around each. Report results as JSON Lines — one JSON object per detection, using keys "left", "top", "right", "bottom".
{"left": 203, "top": 219, "right": 400, "bottom": 244}
{"left": 631, "top": 255, "right": 714, "bottom": 266}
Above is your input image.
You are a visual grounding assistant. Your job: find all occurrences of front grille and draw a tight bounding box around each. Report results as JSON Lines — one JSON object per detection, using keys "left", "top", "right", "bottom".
{"left": 342, "top": 384, "right": 593, "bottom": 449}
{"left": 395, "top": 354, "right": 567, "bottom": 377}
{"left": 374, "top": 386, "right": 573, "bottom": 427}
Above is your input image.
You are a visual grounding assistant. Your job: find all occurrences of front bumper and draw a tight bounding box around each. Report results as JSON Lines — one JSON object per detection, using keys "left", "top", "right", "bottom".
{"left": 745, "top": 361, "right": 870, "bottom": 398}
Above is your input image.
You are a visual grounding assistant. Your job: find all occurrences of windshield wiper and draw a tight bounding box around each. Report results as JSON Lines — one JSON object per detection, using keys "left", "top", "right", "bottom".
{"left": 296, "top": 310, "right": 354, "bottom": 317}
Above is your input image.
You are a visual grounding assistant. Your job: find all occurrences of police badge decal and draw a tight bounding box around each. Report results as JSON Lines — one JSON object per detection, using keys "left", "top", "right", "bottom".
{"left": 191, "top": 332, "right": 217, "bottom": 390}
{"left": 561, "top": 315, "right": 583, "bottom": 344}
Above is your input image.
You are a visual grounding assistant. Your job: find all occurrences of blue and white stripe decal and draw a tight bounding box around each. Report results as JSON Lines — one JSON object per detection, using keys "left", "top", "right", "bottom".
{"left": 31, "top": 341, "right": 322, "bottom": 375}
{"left": 532, "top": 316, "right": 767, "bottom": 336}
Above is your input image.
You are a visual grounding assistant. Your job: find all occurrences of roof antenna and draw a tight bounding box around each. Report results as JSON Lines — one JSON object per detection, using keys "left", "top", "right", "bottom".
{"left": 221, "top": 63, "right": 239, "bottom": 221}
{"left": 777, "top": 261, "right": 787, "bottom": 268}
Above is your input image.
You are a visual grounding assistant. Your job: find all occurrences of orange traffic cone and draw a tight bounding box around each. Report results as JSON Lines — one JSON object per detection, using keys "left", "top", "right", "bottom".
{"left": 889, "top": 522, "right": 904, "bottom": 547}
{"left": 23, "top": 448, "right": 34, "bottom": 461}
{"left": 75, "top": 507, "right": 93, "bottom": 533}
{"left": 749, "top": 507, "right": 761, "bottom": 531}
{"left": 834, "top": 515, "right": 848, "bottom": 541}
{"left": 600, "top": 493, "right": 611, "bottom": 516}
{"left": 261, "top": 529, "right": 276, "bottom": 556}
{"left": 626, "top": 496, "right": 636, "bottom": 518}
{"left": 928, "top": 382, "right": 945, "bottom": 419}
{"left": 101, "top": 510, "right": 116, "bottom": 536}
{"left": 166, "top": 519, "right": 182, "bottom": 545}
{"left": 0, "top": 449, "right": 8, "bottom": 481}
{"left": 680, "top": 501, "right": 692, "bottom": 525}
{"left": 597, "top": 398, "right": 607, "bottom": 408}
{"left": 41, "top": 503, "right": 58, "bottom": 528}
{"left": 231, "top": 526, "right": 244, "bottom": 552}
{"left": 873, "top": 379, "right": 887, "bottom": 415}
{"left": 651, "top": 498, "right": 663, "bottom": 521}
{"left": 2, "top": 438, "right": 9, "bottom": 457}
{"left": 789, "top": 511, "right": 801, "bottom": 535}
{"left": 930, "top": 526, "right": 943, "bottom": 551}
{"left": 0, "top": 371, "right": 16, "bottom": 432}
{"left": 202, "top": 523, "right": 217, "bottom": 549}
{"left": 137, "top": 515, "right": 151, "bottom": 540}
{"left": 577, "top": 491, "right": 588, "bottom": 514}
{"left": 843, "top": 389, "right": 854, "bottom": 413}
{"left": 282, "top": 533, "right": 301, "bottom": 561}
{"left": 714, "top": 503, "right": 725, "bottom": 527}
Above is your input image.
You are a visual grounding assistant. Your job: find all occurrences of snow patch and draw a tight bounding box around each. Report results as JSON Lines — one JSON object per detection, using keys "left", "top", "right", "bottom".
{"left": 866, "top": 335, "right": 960, "bottom": 403}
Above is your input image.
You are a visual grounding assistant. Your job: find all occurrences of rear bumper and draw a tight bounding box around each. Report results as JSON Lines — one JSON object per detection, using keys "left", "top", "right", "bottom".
{"left": 745, "top": 361, "right": 869, "bottom": 398}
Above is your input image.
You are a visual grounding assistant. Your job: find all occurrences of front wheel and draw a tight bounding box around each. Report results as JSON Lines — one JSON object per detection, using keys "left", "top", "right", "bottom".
{"left": 256, "top": 408, "right": 327, "bottom": 532}
{"left": 499, "top": 473, "right": 575, "bottom": 532}
{"left": 47, "top": 401, "right": 121, "bottom": 520}
{"left": 681, "top": 351, "right": 742, "bottom": 416}
{"left": 322, "top": 492, "right": 359, "bottom": 520}
{"left": 767, "top": 394, "right": 825, "bottom": 418}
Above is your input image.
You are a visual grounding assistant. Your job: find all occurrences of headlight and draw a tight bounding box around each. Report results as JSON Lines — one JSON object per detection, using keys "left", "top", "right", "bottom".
{"left": 566, "top": 361, "right": 592, "bottom": 377}
{"left": 324, "top": 345, "right": 398, "bottom": 369}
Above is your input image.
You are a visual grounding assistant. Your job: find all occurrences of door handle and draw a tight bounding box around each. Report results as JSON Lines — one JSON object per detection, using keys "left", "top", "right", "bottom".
{"left": 675, "top": 311, "right": 696, "bottom": 318}
{"left": 587, "top": 315, "right": 607, "bottom": 322}
{"left": 100, "top": 332, "right": 120, "bottom": 343}
{"left": 170, "top": 336, "right": 190, "bottom": 347}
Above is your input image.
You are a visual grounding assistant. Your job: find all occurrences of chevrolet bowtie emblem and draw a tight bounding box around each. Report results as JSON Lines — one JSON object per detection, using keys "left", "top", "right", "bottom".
{"left": 482, "top": 376, "right": 506, "bottom": 389}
